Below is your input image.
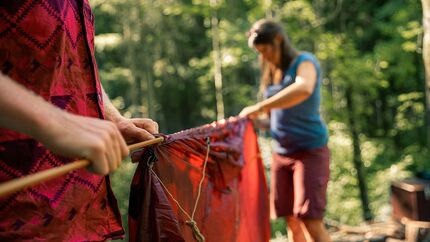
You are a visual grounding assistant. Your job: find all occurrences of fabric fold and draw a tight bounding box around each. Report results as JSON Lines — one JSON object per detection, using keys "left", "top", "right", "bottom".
{"left": 129, "top": 117, "right": 270, "bottom": 242}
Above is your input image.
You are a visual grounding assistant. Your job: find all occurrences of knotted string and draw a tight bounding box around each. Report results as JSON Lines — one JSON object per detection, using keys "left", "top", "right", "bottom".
{"left": 149, "top": 137, "right": 211, "bottom": 242}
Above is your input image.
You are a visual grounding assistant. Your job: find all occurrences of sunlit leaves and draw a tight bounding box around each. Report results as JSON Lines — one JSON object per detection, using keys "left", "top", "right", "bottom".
{"left": 94, "top": 33, "right": 122, "bottom": 51}
{"left": 395, "top": 92, "right": 425, "bottom": 131}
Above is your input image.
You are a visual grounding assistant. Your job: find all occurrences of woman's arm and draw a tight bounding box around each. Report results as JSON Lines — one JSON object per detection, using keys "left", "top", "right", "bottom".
{"left": 240, "top": 61, "right": 317, "bottom": 118}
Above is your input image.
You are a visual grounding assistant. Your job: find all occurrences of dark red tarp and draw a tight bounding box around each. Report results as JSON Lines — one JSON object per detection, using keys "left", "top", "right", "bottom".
{"left": 129, "top": 117, "right": 270, "bottom": 242}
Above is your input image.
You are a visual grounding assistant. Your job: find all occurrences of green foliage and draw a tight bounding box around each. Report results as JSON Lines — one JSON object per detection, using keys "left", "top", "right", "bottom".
{"left": 109, "top": 159, "right": 136, "bottom": 241}
{"left": 326, "top": 121, "right": 428, "bottom": 225}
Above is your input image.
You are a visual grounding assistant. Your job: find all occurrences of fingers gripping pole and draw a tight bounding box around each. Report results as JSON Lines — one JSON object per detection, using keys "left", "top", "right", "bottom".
{"left": 0, "top": 137, "right": 164, "bottom": 197}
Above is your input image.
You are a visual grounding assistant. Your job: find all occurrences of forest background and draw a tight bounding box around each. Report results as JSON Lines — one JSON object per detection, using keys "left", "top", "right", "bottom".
{"left": 89, "top": 0, "right": 429, "bottom": 239}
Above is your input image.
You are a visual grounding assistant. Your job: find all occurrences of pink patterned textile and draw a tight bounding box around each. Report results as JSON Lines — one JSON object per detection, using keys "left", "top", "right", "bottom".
{"left": 0, "top": 1, "right": 123, "bottom": 240}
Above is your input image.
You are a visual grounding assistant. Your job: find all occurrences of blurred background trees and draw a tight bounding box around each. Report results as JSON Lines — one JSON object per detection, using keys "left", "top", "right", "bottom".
{"left": 90, "top": 0, "right": 429, "bottom": 238}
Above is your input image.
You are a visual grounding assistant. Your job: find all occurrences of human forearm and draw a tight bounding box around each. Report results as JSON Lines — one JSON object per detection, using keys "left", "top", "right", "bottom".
{"left": 0, "top": 72, "right": 129, "bottom": 175}
{"left": 257, "top": 81, "right": 311, "bottom": 111}
{"left": 0, "top": 72, "right": 63, "bottom": 140}
{"left": 101, "top": 87, "right": 125, "bottom": 123}
{"left": 240, "top": 61, "right": 317, "bottom": 118}
{"left": 258, "top": 61, "right": 317, "bottom": 111}
{"left": 240, "top": 81, "right": 311, "bottom": 118}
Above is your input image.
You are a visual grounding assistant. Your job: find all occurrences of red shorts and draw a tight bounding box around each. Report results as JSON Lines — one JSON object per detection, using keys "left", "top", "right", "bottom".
{"left": 270, "top": 146, "right": 330, "bottom": 219}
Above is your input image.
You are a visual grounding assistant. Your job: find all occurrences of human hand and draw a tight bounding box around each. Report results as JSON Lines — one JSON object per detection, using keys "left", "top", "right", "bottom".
{"left": 38, "top": 111, "right": 129, "bottom": 176}
{"left": 239, "top": 104, "right": 261, "bottom": 119}
{"left": 115, "top": 118, "right": 159, "bottom": 144}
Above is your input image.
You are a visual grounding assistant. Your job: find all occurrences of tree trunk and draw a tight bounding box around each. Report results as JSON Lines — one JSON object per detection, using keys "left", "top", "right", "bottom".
{"left": 264, "top": 0, "right": 273, "bottom": 19}
{"left": 422, "top": 0, "right": 430, "bottom": 146}
{"left": 210, "top": 0, "right": 225, "bottom": 121}
{"left": 345, "top": 85, "right": 373, "bottom": 221}
{"left": 125, "top": 1, "right": 144, "bottom": 117}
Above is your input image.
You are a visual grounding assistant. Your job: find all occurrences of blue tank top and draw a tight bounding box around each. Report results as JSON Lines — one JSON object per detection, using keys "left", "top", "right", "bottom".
{"left": 264, "top": 52, "right": 328, "bottom": 155}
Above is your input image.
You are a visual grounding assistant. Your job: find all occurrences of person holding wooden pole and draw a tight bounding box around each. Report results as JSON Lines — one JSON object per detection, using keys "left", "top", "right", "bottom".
{"left": 0, "top": 1, "right": 158, "bottom": 241}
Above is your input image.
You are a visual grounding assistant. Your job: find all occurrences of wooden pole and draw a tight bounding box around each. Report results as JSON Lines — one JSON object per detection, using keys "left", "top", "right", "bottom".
{"left": 0, "top": 137, "right": 164, "bottom": 197}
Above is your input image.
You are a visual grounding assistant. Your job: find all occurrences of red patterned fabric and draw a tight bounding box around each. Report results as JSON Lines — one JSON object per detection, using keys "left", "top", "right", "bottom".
{"left": 0, "top": 1, "right": 123, "bottom": 240}
{"left": 129, "top": 118, "right": 271, "bottom": 242}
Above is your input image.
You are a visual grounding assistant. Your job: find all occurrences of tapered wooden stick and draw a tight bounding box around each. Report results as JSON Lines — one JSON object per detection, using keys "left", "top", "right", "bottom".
{"left": 0, "top": 137, "right": 164, "bottom": 197}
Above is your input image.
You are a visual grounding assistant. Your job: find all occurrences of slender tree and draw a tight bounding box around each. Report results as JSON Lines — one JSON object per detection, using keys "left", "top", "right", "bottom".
{"left": 422, "top": 0, "right": 430, "bottom": 146}
{"left": 345, "top": 85, "right": 373, "bottom": 221}
{"left": 124, "top": 0, "right": 144, "bottom": 116}
{"left": 210, "top": 0, "right": 225, "bottom": 120}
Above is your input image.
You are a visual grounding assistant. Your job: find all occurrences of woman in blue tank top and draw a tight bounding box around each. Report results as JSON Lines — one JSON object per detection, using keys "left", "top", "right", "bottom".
{"left": 240, "top": 19, "right": 331, "bottom": 242}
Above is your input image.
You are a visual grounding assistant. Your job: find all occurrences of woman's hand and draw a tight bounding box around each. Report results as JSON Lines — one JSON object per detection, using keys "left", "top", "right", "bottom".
{"left": 239, "top": 104, "right": 262, "bottom": 119}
